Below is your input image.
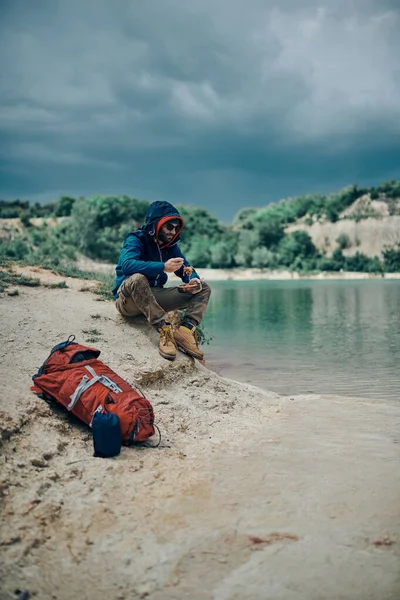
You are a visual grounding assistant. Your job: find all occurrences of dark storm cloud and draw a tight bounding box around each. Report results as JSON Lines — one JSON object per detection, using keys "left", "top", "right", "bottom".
{"left": 0, "top": 0, "right": 399, "bottom": 220}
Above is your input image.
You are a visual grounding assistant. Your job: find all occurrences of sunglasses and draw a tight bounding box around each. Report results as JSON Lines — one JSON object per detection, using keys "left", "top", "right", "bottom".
{"left": 165, "top": 222, "right": 180, "bottom": 232}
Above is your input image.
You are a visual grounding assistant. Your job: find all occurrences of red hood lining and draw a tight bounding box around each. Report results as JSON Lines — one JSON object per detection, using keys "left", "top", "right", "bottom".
{"left": 155, "top": 216, "right": 184, "bottom": 248}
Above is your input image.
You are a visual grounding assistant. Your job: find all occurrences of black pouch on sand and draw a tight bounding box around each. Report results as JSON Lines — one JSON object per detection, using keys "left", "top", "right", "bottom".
{"left": 92, "top": 411, "right": 122, "bottom": 458}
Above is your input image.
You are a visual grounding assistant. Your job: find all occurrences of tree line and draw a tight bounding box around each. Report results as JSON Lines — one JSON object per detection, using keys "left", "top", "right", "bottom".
{"left": 1, "top": 180, "right": 399, "bottom": 273}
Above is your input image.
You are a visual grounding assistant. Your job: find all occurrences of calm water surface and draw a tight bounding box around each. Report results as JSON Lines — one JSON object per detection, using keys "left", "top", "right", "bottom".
{"left": 203, "top": 280, "right": 400, "bottom": 400}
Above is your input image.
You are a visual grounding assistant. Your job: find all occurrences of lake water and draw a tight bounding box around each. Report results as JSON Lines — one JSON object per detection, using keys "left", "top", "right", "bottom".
{"left": 203, "top": 280, "right": 400, "bottom": 400}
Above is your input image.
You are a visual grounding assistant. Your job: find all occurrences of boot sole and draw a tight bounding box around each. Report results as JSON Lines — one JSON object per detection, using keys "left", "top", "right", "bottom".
{"left": 175, "top": 343, "right": 204, "bottom": 361}
{"left": 159, "top": 349, "right": 176, "bottom": 361}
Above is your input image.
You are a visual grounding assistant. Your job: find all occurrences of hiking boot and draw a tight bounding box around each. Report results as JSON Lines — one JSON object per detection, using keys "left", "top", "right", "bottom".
{"left": 159, "top": 325, "right": 176, "bottom": 361}
{"left": 174, "top": 325, "right": 204, "bottom": 360}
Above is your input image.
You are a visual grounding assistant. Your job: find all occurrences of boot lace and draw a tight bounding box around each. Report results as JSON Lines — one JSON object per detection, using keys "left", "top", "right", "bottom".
{"left": 160, "top": 326, "right": 176, "bottom": 346}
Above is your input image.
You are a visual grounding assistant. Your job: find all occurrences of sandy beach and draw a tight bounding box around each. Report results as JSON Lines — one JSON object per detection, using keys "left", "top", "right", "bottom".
{"left": 0, "top": 266, "right": 399, "bottom": 600}
{"left": 75, "top": 257, "right": 400, "bottom": 281}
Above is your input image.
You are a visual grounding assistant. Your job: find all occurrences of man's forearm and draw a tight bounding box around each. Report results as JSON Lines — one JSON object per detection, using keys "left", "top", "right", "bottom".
{"left": 121, "top": 258, "right": 164, "bottom": 279}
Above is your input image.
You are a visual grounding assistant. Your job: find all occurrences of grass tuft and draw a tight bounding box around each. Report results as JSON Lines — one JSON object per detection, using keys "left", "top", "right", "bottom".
{"left": 0, "top": 269, "right": 41, "bottom": 292}
{"left": 45, "top": 281, "right": 69, "bottom": 289}
{"left": 93, "top": 280, "right": 114, "bottom": 300}
{"left": 82, "top": 328, "right": 101, "bottom": 336}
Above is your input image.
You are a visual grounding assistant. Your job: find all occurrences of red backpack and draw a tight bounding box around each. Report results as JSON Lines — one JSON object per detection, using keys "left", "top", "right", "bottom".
{"left": 31, "top": 336, "right": 157, "bottom": 446}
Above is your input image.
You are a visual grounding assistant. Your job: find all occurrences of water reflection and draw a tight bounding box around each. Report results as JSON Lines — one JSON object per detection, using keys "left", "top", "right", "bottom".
{"left": 204, "top": 280, "right": 400, "bottom": 400}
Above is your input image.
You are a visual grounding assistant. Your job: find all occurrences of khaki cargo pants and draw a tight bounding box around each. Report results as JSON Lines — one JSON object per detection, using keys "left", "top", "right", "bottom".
{"left": 115, "top": 273, "right": 211, "bottom": 327}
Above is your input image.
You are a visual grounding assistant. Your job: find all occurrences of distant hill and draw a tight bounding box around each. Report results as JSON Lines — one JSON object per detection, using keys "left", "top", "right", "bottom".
{"left": 286, "top": 192, "right": 400, "bottom": 259}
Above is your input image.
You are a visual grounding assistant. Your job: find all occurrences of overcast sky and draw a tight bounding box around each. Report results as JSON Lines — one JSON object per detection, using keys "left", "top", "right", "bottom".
{"left": 1, "top": 0, "right": 399, "bottom": 221}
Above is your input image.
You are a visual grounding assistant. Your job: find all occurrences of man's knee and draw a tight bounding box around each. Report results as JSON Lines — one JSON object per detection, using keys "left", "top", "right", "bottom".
{"left": 201, "top": 281, "right": 211, "bottom": 299}
{"left": 122, "top": 273, "right": 149, "bottom": 295}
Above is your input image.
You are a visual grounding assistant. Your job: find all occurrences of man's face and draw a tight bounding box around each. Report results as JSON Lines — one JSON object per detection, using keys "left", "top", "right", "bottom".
{"left": 159, "top": 219, "right": 180, "bottom": 244}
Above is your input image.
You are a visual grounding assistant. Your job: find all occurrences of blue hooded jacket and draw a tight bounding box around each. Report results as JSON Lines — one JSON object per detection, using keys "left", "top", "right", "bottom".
{"left": 112, "top": 201, "right": 199, "bottom": 298}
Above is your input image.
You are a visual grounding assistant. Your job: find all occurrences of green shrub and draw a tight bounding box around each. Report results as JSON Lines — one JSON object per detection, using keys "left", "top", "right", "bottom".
{"left": 336, "top": 233, "right": 352, "bottom": 249}
{"left": 232, "top": 207, "right": 258, "bottom": 227}
{"left": 251, "top": 247, "right": 275, "bottom": 268}
{"left": 0, "top": 199, "right": 29, "bottom": 218}
{"left": 20, "top": 212, "right": 32, "bottom": 228}
{"left": 69, "top": 195, "right": 149, "bottom": 260}
{"left": 377, "top": 180, "right": 400, "bottom": 199}
{"left": 234, "top": 229, "right": 259, "bottom": 267}
{"left": 326, "top": 206, "right": 339, "bottom": 222}
{"left": 185, "top": 235, "right": 211, "bottom": 268}
{"left": 29, "top": 201, "right": 57, "bottom": 217}
{"left": 383, "top": 245, "right": 400, "bottom": 272}
{"left": 177, "top": 205, "right": 225, "bottom": 265}
{"left": 0, "top": 238, "right": 31, "bottom": 260}
{"left": 54, "top": 196, "right": 76, "bottom": 217}
{"left": 276, "top": 231, "right": 317, "bottom": 267}
{"left": 210, "top": 240, "right": 236, "bottom": 268}
{"left": 318, "top": 248, "right": 345, "bottom": 271}
{"left": 0, "top": 208, "right": 20, "bottom": 218}
{"left": 257, "top": 217, "right": 285, "bottom": 248}
{"left": 345, "top": 252, "right": 383, "bottom": 273}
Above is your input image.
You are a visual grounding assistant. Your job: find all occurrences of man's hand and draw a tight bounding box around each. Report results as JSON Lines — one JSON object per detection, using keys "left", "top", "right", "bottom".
{"left": 178, "top": 278, "right": 202, "bottom": 294}
{"left": 164, "top": 257, "right": 184, "bottom": 273}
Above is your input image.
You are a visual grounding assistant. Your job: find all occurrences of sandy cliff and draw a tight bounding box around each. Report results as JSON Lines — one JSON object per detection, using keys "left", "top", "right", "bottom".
{"left": 286, "top": 213, "right": 400, "bottom": 259}
{"left": 0, "top": 268, "right": 399, "bottom": 600}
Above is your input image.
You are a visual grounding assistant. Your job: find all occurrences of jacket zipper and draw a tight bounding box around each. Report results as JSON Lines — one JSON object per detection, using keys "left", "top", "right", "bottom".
{"left": 156, "top": 243, "right": 163, "bottom": 282}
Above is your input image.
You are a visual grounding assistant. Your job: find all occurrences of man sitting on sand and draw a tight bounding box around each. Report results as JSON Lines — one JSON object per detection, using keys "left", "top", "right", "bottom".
{"left": 112, "top": 201, "right": 211, "bottom": 361}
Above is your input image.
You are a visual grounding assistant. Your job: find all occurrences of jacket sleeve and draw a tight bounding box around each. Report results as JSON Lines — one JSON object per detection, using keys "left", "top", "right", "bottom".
{"left": 120, "top": 236, "right": 165, "bottom": 279}
{"left": 171, "top": 244, "right": 200, "bottom": 282}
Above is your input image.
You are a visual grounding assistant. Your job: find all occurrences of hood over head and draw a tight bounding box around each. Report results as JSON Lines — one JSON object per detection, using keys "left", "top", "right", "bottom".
{"left": 142, "top": 201, "right": 184, "bottom": 247}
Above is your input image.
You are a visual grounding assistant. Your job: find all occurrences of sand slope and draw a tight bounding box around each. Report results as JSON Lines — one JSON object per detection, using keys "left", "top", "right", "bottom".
{"left": 0, "top": 270, "right": 399, "bottom": 600}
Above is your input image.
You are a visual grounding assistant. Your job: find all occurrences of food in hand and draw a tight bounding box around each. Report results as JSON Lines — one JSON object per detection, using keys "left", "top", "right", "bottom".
{"left": 178, "top": 280, "right": 201, "bottom": 293}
